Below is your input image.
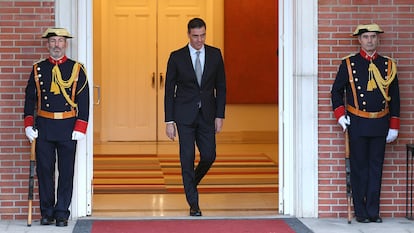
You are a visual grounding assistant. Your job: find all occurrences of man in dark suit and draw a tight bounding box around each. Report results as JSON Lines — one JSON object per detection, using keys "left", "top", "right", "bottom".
{"left": 24, "top": 28, "right": 90, "bottom": 227}
{"left": 164, "top": 18, "right": 226, "bottom": 216}
{"left": 331, "top": 23, "right": 400, "bottom": 223}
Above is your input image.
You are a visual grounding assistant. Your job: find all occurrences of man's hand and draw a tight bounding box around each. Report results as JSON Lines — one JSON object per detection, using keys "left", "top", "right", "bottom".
{"left": 338, "top": 115, "right": 350, "bottom": 132}
{"left": 25, "top": 126, "right": 38, "bottom": 143}
{"left": 72, "top": 131, "right": 86, "bottom": 141}
{"left": 215, "top": 118, "right": 224, "bottom": 133}
{"left": 166, "top": 123, "right": 176, "bottom": 141}
{"left": 386, "top": 129, "right": 398, "bottom": 143}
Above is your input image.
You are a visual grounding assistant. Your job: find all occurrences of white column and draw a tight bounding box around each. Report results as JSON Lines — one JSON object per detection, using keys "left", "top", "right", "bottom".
{"left": 55, "top": 0, "right": 94, "bottom": 218}
{"left": 279, "top": 0, "right": 318, "bottom": 217}
{"left": 294, "top": 0, "right": 318, "bottom": 217}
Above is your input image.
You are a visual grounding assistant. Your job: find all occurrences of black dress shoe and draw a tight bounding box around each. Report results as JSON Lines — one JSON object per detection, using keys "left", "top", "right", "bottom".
{"left": 190, "top": 207, "right": 202, "bottom": 216}
{"left": 40, "top": 216, "right": 55, "bottom": 225}
{"left": 369, "top": 216, "right": 383, "bottom": 223}
{"left": 356, "top": 217, "right": 370, "bottom": 223}
{"left": 55, "top": 217, "right": 68, "bottom": 227}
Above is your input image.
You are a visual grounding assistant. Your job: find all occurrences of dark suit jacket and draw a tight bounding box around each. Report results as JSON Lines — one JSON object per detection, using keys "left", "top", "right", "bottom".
{"left": 164, "top": 44, "right": 226, "bottom": 124}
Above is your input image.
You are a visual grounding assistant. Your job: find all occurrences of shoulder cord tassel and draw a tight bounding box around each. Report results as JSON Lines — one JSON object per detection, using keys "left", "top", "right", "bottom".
{"left": 367, "top": 60, "right": 396, "bottom": 101}
{"left": 50, "top": 63, "right": 79, "bottom": 108}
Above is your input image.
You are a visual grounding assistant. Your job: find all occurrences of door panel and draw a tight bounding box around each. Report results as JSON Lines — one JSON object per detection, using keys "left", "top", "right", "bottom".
{"left": 101, "top": 0, "right": 157, "bottom": 141}
{"left": 95, "top": 0, "right": 217, "bottom": 142}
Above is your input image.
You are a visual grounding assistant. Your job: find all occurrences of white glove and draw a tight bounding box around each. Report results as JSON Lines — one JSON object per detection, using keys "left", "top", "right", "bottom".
{"left": 25, "top": 126, "right": 38, "bottom": 143}
{"left": 72, "top": 131, "right": 86, "bottom": 141}
{"left": 338, "top": 115, "right": 350, "bottom": 132}
{"left": 386, "top": 129, "right": 398, "bottom": 143}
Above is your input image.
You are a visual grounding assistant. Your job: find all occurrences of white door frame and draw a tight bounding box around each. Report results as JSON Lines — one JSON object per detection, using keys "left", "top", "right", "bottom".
{"left": 55, "top": 0, "right": 94, "bottom": 218}
{"left": 278, "top": 0, "right": 318, "bottom": 217}
{"left": 57, "top": 0, "right": 319, "bottom": 218}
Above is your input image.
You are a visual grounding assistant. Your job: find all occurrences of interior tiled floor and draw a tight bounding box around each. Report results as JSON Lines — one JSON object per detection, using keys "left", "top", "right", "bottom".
{"left": 92, "top": 193, "right": 279, "bottom": 217}
{"left": 92, "top": 142, "right": 279, "bottom": 218}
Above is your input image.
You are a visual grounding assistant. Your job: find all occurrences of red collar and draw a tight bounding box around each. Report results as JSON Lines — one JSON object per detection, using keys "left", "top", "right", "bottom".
{"left": 48, "top": 56, "right": 68, "bottom": 65}
{"left": 359, "top": 49, "right": 378, "bottom": 61}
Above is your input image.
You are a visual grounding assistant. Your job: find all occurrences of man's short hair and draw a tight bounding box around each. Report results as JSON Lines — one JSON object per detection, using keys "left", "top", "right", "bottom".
{"left": 188, "top": 18, "right": 206, "bottom": 33}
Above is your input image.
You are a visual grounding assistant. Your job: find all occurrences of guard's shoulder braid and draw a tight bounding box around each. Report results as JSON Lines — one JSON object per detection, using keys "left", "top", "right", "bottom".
{"left": 341, "top": 53, "right": 356, "bottom": 60}
{"left": 32, "top": 58, "right": 46, "bottom": 65}
{"left": 383, "top": 55, "right": 396, "bottom": 62}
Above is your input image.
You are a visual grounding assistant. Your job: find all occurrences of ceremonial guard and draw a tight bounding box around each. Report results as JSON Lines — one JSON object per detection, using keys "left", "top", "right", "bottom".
{"left": 331, "top": 23, "right": 400, "bottom": 223}
{"left": 23, "top": 28, "right": 90, "bottom": 227}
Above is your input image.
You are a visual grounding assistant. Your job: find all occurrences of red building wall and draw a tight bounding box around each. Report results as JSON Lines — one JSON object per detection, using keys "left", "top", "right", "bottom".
{"left": 0, "top": 0, "right": 54, "bottom": 220}
{"left": 318, "top": 0, "right": 414, "bottom": 218}
{"left": 224, "top": 0, "right": 278, "bottom": 104}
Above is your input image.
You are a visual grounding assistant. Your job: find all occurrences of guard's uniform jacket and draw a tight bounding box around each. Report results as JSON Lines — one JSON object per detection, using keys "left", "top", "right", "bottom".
{"left": 23, "top": 56, "right": 89, "bottom": 219}
{"left": 331, "top": 50, "right": 400, "bottom": 136}
{"left": 24, "top": 56, "right": 89, "bottom": 138}
{"left": 331, "top": 49, "right": 400, "bottom": 219}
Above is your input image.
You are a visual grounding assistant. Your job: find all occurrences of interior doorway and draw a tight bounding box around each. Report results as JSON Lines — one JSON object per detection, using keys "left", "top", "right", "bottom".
{"left": 91, "top": 0, "right": 279, "bottom": 216}
{"left": 93, "top": 0, "right": 218, "bottom": 143}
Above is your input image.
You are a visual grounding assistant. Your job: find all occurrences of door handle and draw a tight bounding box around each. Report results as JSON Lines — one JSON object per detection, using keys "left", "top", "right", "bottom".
{"left": 159, "top": 72, "right": 164, "bottom": 88}
{"left": 93, "top": 85, "right": 101, "bottom": 105}
{"left": 152, "top": 72, "right": 155, "bottom": 88}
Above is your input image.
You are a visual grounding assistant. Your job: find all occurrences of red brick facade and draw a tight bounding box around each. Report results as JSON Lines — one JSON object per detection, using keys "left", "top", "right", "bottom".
{"left": 318, "top": 0, "right": 414, "bottom": 218}
{"left": 0, "top": 0, "right": 54, "bottom": 220}
{"left": 1, "top": 0, "right": 413, "bottom": 220}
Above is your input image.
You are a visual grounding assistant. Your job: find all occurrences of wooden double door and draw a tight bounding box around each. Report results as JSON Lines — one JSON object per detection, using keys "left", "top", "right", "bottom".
{"left": 93, "top": 0, "right": 217, "bottom": 142}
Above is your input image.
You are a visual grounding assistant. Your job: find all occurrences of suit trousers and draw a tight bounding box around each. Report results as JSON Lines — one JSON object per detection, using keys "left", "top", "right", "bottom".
{"left": 36, "top": 139, "right": 77, "bottom": 219}
{"left": 349, "top": 135, "right": 386, "bottom": 218}
{"left": 176, "top": 109, "right": 216, "bottom": 208}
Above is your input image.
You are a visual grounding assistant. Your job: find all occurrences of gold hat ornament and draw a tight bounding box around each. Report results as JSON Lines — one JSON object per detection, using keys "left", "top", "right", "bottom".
{"left": 352, "top": 23, "right": 384, "bottom": 36}
{"left": 42, "top": 28, "right": 73, "bottom": 38}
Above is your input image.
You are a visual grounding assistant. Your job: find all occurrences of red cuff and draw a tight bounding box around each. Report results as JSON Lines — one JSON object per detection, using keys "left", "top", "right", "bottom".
{"left": 74, "top": 119, "right": 88, "bottom": 134}
{"left": 389, "top": 117, "right": 400, "bottom": 130}
{"left": 24, "top": 116, "right": 34, "bottom": 128}
{"left": 334, "top": 106, "right": 345, "bottom": 121}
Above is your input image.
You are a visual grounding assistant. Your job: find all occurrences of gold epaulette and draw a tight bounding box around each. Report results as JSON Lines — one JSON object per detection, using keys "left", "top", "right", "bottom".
{"left": 341, "top": 53, "right": 356, "bottom": 60}
{"left": 383, "top": 55, "right": 396, "bottom": 62}
{"left": 32, "top": 58, "right": 46, "bottom": 65}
